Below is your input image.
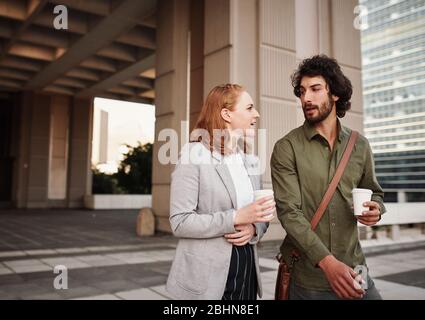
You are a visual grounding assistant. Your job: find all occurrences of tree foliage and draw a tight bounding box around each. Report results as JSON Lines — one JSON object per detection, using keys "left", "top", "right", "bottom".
{"left": 115, "top": 142, "right": 152, "bottom": 194}
{"left": 92, "top": 142, "right": 153, "bottom": 194}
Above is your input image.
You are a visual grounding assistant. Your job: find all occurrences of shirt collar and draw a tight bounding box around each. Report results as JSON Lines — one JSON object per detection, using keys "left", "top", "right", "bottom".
{"left": 302, "top": 118, "right": 348, "bottom": 142}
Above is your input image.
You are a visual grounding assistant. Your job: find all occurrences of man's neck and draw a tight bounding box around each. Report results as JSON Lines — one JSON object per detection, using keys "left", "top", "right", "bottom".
{"left": 314, "top": 115, "right": 338, "bottom": 150}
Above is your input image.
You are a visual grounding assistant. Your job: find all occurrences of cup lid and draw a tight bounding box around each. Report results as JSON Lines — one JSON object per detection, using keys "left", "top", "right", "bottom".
{"left": 352, "top": 188, "right": 372, "bottom": 194}
{"left": 254, "top": 189, "right": 273, "bottom": 193}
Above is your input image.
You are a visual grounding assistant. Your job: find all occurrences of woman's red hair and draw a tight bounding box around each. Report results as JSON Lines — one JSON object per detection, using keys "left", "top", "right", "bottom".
{"left": 190, "top": 84, "right": 244, "bottom": 155}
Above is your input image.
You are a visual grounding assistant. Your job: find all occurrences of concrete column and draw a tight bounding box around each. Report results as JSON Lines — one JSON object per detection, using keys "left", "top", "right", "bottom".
{"left": 394, "top": 190, "right": 406, "bottom": 239}
{"left": 389, "top": 224, "right": 400, "bottom": 241}
{"left": 26, "top": 93, "right": 51, "bottom": 208}
{"left": 189, "top": 0, "right": 205, "bottom": 131}
{"left": 67, "top": 97, "right": 93, "bottom": 208}
{"left": 13, "top": 92, "right": 31, "bottom": 208}
{"left": 259, "top": 0, "right": 297, "bottom": 189}
{"left": 258, "top": 0, "right": 297, "bottom": 241}
{"left": 203, "top": 0, "right": 257, "bottom": 97}
{"left": 48, "top": 95, "right": 70, "bottom": 207}
{"left": 152, "top": 0, "right": 190, "bottom": 232}
{"left": 330, "top": 0, "right": 364, "bottom": 134}
{"left": 398, "top": 190, "right": 406, "bottom": 203}
{"left": 0, "top": 94, "right": 18, "bottom": 205}
{"left": 9, "top": 94, "right": 21, "bottom": 207}
{"left": 294, "top": 0, "right": 364, "bottom": 133}
{"left": 203, "top": 0, "right": 259, "bottom": 158}
{"left": 13, "top": 92, "right": 87, "bottom": 209}
{"left": 203, "top": 0, "right": 232, "bottom": 93}
{"left": 296, "top": 0, "right": 320, "bottom": 59}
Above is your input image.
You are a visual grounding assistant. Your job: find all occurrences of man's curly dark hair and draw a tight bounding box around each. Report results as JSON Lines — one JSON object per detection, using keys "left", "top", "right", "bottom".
{"left": 291, "top": 55, "right": 352, "bottom": 118}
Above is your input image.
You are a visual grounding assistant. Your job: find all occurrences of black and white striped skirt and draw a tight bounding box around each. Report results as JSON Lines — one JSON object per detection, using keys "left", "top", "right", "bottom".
{"left": 222, "top": 244, "right": 257, "bottom": 300}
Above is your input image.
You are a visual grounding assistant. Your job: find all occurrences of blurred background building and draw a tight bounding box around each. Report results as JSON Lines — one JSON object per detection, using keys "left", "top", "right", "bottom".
{"left": 98, "top": 109, "right": 109, "bottom": 165}
{"left": 361, "top": 0, "right": 425, "bottom": 203}
{"left": 91, "top": 98, "right": 155, "bottom": 175}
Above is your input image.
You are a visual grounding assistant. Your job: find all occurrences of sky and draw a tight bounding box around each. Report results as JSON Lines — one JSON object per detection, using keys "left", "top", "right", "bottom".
{"left": 92, "top": 97, "right": 156, "bottom": 173}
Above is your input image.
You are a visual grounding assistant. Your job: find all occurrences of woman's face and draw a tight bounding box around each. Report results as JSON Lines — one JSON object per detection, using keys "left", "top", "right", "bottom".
{"left": 224, "top": 91, "right": 260, "bottom": 137}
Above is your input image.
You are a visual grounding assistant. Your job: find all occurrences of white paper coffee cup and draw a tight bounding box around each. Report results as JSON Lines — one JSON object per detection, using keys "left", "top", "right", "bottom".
{"left": 352, "top": 188, "right": 372, "bottom": 216}
{"left": 253, "top": 189, "right": 275, "bottom": 219}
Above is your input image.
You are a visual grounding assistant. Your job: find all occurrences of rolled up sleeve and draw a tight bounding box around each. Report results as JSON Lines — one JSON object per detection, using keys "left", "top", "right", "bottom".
{"left": 358, "top": 141, "right": 387, "bottom": 215}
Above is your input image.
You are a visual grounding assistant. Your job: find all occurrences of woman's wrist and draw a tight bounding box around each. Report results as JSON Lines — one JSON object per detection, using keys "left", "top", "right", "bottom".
{"left": 251, "top": 223, "right": 257, "bottom": 236}
{"left": 233, "top": 209, "right": 239, "bottom": 225}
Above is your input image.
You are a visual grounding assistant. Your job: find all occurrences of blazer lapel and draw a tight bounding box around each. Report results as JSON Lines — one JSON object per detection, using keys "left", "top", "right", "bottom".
{"left": 215, "top": 164, "right": 238, "bottom": 209}
{"left": 248, "top": 173, "right": 259, "bottom": 191}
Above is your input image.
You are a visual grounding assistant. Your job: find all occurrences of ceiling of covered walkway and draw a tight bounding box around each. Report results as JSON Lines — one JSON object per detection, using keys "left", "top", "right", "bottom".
{"left": 0, "top": 0, "right": 156, "bottom": 104}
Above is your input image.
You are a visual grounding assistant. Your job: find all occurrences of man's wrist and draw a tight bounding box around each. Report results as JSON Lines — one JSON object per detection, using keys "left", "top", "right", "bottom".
{"left": 318, "top": 254, "right": 335, "bottom": 270}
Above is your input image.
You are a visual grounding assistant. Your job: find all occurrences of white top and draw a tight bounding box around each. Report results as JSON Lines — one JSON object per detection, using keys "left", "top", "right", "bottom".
{"left": 223, "top": 153, "right": 254, "bottom": 210}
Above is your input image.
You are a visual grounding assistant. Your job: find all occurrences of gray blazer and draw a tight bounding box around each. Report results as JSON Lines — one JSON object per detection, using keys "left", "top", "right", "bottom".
{"left": 166, "top": 142, "right": 269, "bottom": 300}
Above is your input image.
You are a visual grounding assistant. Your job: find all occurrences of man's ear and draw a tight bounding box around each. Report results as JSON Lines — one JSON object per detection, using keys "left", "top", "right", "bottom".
{"left": 221, "top": 108, "right": 232, "bottom": 123}
{"left": 332, "top": 95, "right": 340, "bottom": 102}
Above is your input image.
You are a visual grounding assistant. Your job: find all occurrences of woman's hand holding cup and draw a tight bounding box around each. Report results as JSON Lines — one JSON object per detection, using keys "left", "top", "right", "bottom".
{"left": 234, "top": 194, "right": 275, "bottom": 225}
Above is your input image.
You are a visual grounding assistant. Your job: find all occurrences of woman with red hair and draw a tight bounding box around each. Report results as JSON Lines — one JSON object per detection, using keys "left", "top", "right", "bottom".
{"left": 166, "top": 84, "right": 274, "bottom": 300}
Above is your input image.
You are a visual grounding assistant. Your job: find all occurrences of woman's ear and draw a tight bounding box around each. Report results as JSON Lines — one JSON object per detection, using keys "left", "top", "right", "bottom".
{"left": 221, "top": 108, "right": 232, "bottom": 123}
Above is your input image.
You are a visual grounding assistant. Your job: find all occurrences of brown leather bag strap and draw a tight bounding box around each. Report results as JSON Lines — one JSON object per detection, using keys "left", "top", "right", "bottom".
{"left": 310, "top": 130, "right": 359, "bottom": 231}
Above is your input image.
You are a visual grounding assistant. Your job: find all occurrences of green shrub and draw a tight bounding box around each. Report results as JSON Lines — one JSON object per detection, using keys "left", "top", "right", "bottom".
{"left": 115, "top": 142, "right": 152, "bottom": 194}
{"left": 92, "top": 142, "right": 152, "bottom": 194}
{"left": 92, "top": 168, "right": 124, "bottom": 194}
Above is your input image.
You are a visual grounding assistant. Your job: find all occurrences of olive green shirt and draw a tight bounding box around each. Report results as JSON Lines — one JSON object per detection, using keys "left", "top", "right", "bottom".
{"left": 270, "top": 120, "right": 386, "bottom": 291}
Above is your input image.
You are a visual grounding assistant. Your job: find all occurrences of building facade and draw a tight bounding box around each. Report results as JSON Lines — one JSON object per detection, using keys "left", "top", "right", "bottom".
{"left": 361, "top": 0, "right": 425, "bottom": 202}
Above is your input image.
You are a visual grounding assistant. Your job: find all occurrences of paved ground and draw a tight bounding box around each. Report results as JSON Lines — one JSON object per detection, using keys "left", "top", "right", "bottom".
{"left": 0, "top": 209, "right": 176, "bottom": 251}
{"left": 0, "top": 209, "right": 424, "bottom": 300}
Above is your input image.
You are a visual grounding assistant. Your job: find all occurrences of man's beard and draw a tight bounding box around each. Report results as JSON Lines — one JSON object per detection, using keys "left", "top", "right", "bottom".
{"left": 303, "top": 95, "right": 334, "bottom": 124}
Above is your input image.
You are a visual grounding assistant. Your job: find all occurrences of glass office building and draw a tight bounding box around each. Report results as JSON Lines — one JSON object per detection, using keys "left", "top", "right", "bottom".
{"left": 360, "top": 0, "right": 425, "bottom": 202}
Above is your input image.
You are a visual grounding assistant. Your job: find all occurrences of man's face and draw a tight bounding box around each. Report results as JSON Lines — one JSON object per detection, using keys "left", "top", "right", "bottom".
{"left": 299, "top": 76, "right": 338, "bottom": 124}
